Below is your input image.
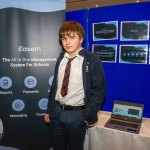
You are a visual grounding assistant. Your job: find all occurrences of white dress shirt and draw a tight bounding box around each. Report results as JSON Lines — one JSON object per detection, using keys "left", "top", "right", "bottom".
{"left": 55, "top": 52, "right": 85, "bottom": 106}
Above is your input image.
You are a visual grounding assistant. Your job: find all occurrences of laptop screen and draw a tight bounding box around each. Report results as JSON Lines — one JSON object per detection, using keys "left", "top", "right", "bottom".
{"left": 112, "top": 101, "right": 143, "bottom": 120}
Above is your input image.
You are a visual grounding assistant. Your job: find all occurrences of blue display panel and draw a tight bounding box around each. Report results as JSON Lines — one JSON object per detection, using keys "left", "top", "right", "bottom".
{"left": 66, "top": 2, "right": 150, "bottom": 118}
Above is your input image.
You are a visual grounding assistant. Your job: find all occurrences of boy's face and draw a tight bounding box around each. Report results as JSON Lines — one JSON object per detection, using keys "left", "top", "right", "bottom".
{"left": 61, "top": 32, "right": 83, "bottom": 57}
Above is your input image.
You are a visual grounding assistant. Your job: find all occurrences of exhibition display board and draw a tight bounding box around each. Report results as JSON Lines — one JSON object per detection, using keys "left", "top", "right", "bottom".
{"left": 66, "top": 2, "right": 150, "bottom": 118}
{"left": 0, "top": 0, "right": 65, "bottom": 149}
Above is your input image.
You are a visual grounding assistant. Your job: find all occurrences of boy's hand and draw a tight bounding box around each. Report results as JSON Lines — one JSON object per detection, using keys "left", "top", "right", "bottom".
{"left": 44, "top": 114, "right": 51, "bottom": 123}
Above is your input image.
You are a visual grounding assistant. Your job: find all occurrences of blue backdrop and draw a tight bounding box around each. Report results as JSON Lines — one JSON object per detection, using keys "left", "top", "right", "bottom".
{"left": 66, "top": 2, "right": 150, "bottom": 118}
{"left": 66, "top": 9, "right": 88, "bottom": 48}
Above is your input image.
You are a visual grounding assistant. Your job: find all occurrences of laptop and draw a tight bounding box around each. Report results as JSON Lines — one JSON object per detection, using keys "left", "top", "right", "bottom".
{"left": 104, "top": 100, "right": 144, "bottom": 134}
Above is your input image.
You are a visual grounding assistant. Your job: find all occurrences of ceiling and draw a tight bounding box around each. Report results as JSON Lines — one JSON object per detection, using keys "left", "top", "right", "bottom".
{"left": 66, "top": 0, "right": 150, "bottom": 11}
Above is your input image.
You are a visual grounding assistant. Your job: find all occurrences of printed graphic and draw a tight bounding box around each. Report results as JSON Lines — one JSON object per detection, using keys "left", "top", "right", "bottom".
{"left": 12, "top": 99, "right": 25, "bottom": 112}
{"left": 121, "top": 21, "right": 149, "bottom": 41}
{"left": 119, "top": 45, "right": 148, "bottom": 64}
{"left": 0, "top": 0, "right": 65, "bottom": 149}
{"left": 0, "top": 76, "right": 12, "bottom": 89}
{"left": 24, "top": 76, "right": 37, "bottom": 88}
{"left": 93, "top": 21, "right": 118, "bottom": 41}
{"left": 38, "top": 98, "right": 48, "bottom": 110}
{"left": 92, "top": 44, "right": 117, "bottom": 62}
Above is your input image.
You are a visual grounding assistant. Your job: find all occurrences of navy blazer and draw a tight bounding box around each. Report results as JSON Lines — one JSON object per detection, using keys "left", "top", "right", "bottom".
{"left": 47, "top": 48, "right": 106, "bottom": 125}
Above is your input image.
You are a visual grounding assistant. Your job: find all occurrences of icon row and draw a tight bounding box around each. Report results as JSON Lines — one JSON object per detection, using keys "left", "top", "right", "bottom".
{"left": 12, "top": 98, "right": 48, "bottom": 111}
{"left": 0, "top": 75, "right": 54, "bottom": 90}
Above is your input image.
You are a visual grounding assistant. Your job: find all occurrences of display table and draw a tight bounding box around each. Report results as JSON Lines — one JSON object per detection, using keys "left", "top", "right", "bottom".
{"left": 84, "top": 111, "right": 150, "bottom": 150}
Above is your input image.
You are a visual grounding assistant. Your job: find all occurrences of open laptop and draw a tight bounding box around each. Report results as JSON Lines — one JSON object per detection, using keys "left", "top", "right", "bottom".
{"left": 104, "top": 100, "right": 144, "bottom": 134}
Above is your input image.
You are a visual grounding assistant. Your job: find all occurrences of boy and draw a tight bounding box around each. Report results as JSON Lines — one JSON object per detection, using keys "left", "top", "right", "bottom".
{"left": 45, "top": 21, "right": 106, "bottom": 150}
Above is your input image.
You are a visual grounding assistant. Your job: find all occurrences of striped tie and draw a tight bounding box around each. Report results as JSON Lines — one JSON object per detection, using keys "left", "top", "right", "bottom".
{"left": 61, "top": 57, "right": 75, "bottom": 97}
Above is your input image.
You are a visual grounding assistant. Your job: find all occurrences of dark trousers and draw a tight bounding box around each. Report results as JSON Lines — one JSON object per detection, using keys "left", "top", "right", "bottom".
{"left": 50, "top": 106, "right": 87, "bottom": 150}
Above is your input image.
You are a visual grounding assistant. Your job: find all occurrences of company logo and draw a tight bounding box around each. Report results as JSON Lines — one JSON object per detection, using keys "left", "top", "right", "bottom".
{"left": 38, "top": 98, "right": 48, "bottom": 110}
{"left": 0, "top": 76, "right": 12, "bottom": 89}
{"left": 24, "top": 76, "right": 37, "bottom": 88}
{"left": 49, "top": 75, "right": 54, "bottom": 86}
{"left": 12, "top": 99, "right": 25, "bottom": 111}
{"left": 18, "top": 46, "right": 41, "bottom": 52}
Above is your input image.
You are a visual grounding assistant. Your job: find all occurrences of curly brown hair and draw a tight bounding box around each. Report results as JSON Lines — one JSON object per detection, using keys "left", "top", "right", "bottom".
{"left": 59, "top": 21, "right": 85, "bottom": 44}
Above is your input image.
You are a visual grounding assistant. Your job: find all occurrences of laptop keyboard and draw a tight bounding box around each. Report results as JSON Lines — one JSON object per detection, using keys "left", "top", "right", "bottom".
{"left": 110, "top": 119, "right": 138, "bottom": 128}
